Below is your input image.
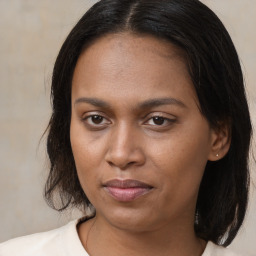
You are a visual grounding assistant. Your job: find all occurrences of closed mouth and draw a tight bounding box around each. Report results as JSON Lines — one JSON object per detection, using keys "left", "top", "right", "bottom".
{"left": 103, "top": 179, "right": 153, "bottom": 202}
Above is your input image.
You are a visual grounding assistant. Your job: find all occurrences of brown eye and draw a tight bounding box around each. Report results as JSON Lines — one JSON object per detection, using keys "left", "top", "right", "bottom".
{"left": 91, "top": 115, "right": 103, "bottom": 124}
{"left": 152, "top": 116, "right": 165, "bottom": 125}
{"left": 144, "top": 114, "right": 176, "bottom": 128}
{"left": 83, "top": 114, "right": 111, "bottom": 128}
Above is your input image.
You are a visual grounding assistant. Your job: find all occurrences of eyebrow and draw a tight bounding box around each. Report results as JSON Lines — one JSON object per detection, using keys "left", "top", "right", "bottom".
{"left": 74, "top": 97, "right": 187, "bottom": 109}
{"left": 74, "top": 97, "right": 110, "bottom": 108}
{"left": 138, "top": 97, "right": 187, "bottom": 109}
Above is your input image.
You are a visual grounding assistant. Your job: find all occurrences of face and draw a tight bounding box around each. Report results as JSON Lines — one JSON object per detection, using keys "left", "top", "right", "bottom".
{"left": 70, "top": 33, "right": 218, "bottom": 232}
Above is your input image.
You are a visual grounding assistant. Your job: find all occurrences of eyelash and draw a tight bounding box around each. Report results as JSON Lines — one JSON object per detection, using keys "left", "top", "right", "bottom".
{"left": 82, "top": 114, "right": 111, "bottom": 127}
{"left": 82, "top": 113, "right": 176, "bottom": 129}
{"left": 144, "top": 115, "right": 176, "bottom": 126}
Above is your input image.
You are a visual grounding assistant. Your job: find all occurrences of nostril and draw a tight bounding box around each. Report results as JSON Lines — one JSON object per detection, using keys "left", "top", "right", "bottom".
{"left": 119, "top": 161, "right": 137, "bottom": 170}
{"left": 106, "top": 159, "right": 134, "bottom": 169}
{"left": 104, "top": 141, "right": 146, "bottom": 169}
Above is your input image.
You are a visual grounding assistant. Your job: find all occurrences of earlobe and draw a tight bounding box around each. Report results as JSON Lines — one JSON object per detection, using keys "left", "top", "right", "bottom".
{"left": 208, "top": 124, "right": 231, "bottom": 161}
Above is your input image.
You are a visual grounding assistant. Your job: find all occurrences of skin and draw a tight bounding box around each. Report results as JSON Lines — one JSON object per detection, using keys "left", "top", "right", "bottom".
{"left": 70, "top": 33, "right": 230, "bottom": 256}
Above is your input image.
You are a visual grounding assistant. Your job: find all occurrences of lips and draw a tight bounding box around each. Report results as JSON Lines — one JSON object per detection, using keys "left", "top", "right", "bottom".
{"left": 103, "top": 179, "right": 153, "bottom": 202}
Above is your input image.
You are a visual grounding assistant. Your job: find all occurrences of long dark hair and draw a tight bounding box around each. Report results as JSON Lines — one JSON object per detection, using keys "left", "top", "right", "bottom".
{"left": 45, "top": 0, "right": 252, "bottom": 246}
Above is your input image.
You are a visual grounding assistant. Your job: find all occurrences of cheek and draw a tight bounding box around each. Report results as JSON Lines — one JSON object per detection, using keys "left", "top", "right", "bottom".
{"left": 148, "top": 121, "right": 211, "bottom": 191}
{"left": 70, "top": 117, "right": 105, "bottom": 166}
{"left": 150, "top": 133, "right": 209, "bottom": 170}
{"left": 71, "top": 142, "right": 101, "bottom": 203}
{"left": 70, "top": 121, "right": 103, "bottom": 193}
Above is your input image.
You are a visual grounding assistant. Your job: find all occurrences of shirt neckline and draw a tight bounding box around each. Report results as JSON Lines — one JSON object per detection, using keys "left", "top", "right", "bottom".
{"left": 61, "top": 217, "right": 225, "bottom": 256}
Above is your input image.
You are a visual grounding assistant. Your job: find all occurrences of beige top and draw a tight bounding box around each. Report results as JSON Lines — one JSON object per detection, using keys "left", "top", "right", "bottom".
{"left": 0, "top": 219, "right": 244, "bottom": 256}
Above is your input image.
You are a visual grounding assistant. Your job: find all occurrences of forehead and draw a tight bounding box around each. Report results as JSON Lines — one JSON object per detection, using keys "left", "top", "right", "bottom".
{"left": 79, "top": 32, "right": 187, "bottom": 69}
{"left": 72, "top": 33, "right": 198, "bottom": 108}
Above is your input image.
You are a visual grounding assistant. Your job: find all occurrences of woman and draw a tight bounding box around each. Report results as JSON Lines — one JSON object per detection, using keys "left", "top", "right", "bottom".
{"left": 0, "top": 0, "right": 252, "bottom": 255}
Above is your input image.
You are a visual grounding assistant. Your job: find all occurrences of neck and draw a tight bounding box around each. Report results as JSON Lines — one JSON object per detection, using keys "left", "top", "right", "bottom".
{"left": 78, "top": 215, "right": 206, "bottom": 256}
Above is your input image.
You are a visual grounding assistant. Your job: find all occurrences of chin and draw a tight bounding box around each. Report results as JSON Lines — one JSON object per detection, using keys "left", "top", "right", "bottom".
{"left": 97, "top": 206, "right": 165, "bottom": 233}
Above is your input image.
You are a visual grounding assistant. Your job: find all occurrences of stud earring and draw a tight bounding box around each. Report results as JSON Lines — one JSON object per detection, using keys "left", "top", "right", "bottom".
{"left": 216, "top": 153, "right": 219, "bottom": 157}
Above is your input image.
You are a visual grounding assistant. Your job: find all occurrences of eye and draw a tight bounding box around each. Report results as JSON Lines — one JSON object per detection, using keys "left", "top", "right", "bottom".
{"left": 89, "top": 115, "right": 104, "bottom": 124}
{"left": 145, "top": 115, "right": 176, "bottom": 127}
{"left": 83, "top": 114, "right": 111, "bottom": 128}
{"left": 151, "top": 116, "right": 166, "bottom": 125}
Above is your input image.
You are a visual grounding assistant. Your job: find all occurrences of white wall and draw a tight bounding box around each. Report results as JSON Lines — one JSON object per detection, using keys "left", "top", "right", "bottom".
{"left": 0, "top": 1, "right": 255, "bottom": 255}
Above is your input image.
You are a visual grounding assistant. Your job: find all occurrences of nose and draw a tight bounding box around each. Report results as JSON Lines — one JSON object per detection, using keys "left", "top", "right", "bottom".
{"left": 104, "top": 123, "right": 146, "bottom": 170}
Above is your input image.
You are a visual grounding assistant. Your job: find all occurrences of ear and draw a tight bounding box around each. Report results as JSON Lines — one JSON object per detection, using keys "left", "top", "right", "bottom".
{"left": 208, "top": 122, "right": 231, "bottom": 161}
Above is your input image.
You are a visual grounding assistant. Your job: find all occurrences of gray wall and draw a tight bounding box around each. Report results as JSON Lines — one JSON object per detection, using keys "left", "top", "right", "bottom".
{"left": 0, "top": 1, "right": 255, "bottom": 255}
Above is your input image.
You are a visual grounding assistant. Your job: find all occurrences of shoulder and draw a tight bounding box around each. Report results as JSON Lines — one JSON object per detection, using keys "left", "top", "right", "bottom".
{"left": 0, "top": 223, "right": 68, "bottom": 256}
{"left": 0, "top": 227, "right": 62, "bottom": 256}
{"left": 0, "top": 219, "right": 88, "bottom": 256}
{"left": 203, "top": 241, "right": 251, "bottom": 256}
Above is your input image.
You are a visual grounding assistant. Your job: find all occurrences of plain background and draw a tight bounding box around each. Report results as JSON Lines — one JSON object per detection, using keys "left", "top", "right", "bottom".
{"left": 0, "top": 1, "right": 255, "bottom": 255}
